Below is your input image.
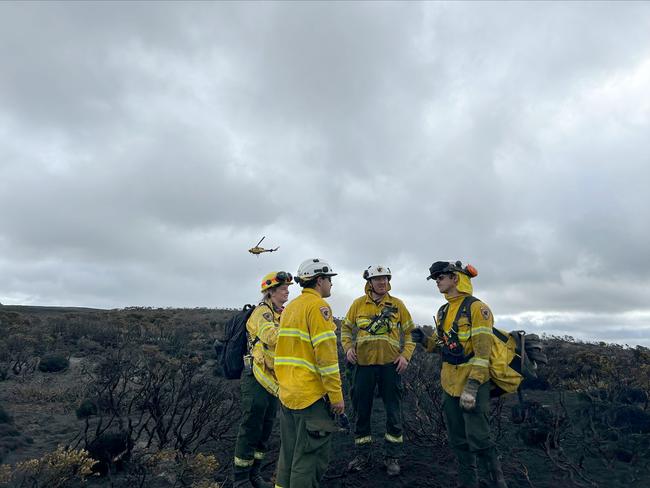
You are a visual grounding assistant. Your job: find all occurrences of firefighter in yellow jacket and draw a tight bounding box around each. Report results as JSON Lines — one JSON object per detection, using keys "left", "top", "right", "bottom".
{"left": 274, "top": 258, "right": 344, "bottom": 488}
{"left": 341, "top": 265, "right": 415, "bottom": 476}
{"left": 233, "top": 271, "right": 293, "bottom": 488}
{"left": 411, "top": 261, "right": 508, "bottom": 488}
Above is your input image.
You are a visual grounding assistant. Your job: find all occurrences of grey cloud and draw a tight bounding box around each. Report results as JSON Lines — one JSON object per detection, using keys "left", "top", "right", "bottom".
{"left": 2, "top": 2, "right": 650, "bottom": 344}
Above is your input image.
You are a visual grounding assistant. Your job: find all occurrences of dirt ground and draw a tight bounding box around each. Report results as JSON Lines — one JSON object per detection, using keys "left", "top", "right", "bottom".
{"left": 4, "top": 361, "right": 641, "bottom": 488}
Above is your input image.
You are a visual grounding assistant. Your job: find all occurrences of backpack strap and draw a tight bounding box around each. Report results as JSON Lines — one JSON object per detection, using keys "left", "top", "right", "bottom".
{"left": 454, "top": 295, "right": 479, "bottom": 328}
{"left": 437, "top": 295, "right": 480, "bottom": 365}
{"left": 247, "top": 302, "right": 275, "bottom": 352}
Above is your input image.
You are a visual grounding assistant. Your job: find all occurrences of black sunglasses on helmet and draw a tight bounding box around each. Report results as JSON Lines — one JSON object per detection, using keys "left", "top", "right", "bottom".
{"left": 264, "top": 271, "right": 293, "bottom": 287}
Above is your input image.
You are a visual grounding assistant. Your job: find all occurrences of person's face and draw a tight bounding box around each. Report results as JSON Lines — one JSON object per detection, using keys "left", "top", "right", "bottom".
{"left": 270, "top": 284, "right": 290, "bottom": 305}
{"left": 369, "top": 276, "right": 389, "bottom": 296}
{"left": 435, "top": 273, "right": 456, "bottom": 294}
{"left": 319, "top": 275, "right": 333, "bottom": 298}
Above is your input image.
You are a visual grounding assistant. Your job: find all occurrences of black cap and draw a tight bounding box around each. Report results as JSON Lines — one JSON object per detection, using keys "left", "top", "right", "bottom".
{"left": 427, "top": 261, "right": 463, "bottom": 280}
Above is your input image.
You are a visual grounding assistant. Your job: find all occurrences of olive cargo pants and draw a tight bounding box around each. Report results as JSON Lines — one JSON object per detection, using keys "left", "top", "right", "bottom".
{"left": 234, "top": 372, "right": 278, "bottom": 468}
{"left": 443, "top": 381, "right": 493, "bottom": 487}
{"left": 275, "top": 399, "right": 337, "bottom": 488}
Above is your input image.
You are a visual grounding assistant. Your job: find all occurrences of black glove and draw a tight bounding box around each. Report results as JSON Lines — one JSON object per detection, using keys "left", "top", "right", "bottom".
{"left": 411, "top": 327, "right": 429, "bottom": 345}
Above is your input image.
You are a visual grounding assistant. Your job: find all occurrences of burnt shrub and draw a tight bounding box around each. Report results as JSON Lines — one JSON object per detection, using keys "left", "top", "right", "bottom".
{"left": 0, "top": 404, "right": 12, "bottom": 424}
{"left": 76, "top": 399, "right": 98, "bottom": 419}
{"left": 38, "top": 353, "right": 69, "bottom": 372}
{"left": 615, "top": 387, "right": 648, "bottom": 405}
{"left": 606, "top": 405, "right": 650, "bottom": 434}
{"left": 87, "top": 431, "right": 133, "bottom": 475}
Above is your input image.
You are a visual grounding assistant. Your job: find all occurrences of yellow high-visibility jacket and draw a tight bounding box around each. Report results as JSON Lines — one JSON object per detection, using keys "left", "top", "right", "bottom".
{"left": 341, "top": 290, "right": 416, "bottom": 366}
{"left": 246, "top": 299, "right": 281, "bottom": 396}
{"left": 275, "top": 288, "right": 343, "bottom": 410}
{"left": 425, "top": 293, "right": 520, "bottom": 397}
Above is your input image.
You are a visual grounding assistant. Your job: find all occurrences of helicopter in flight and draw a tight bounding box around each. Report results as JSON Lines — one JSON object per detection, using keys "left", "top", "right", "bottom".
{"left": 248, "top": 236, "right": 279, "bottom": 256}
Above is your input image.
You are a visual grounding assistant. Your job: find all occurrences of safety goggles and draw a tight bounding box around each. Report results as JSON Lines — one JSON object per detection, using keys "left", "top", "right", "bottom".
{"left": 435, "top": 274, "right": 452, "bottom": 281}
{"left": 263, "top": 271, "right": 293, "bottom": 287}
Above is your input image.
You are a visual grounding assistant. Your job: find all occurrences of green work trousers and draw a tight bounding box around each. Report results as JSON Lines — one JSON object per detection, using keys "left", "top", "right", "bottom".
{"left": 442, "top": 381, "right": 492, "bottom": 453}
{"left": 275, "top": 398, "right": 337, "bottom": 488}
{"left": 234, "top": 371, "right": 278, "bottom": 467}
{"left": 352, "top": 363, "right": 403, "bottom": 458}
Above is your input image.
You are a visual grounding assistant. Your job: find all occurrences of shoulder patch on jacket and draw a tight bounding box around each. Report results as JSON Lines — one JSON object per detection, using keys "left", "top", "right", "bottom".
{"left": 320, "top": 307, "right": 331, "bottom": 321}
{"left": 480, "top": 306, "right": 491, "bottom": 320}
{"left": 262, "top": 312, "right": 273, "bottom": 322}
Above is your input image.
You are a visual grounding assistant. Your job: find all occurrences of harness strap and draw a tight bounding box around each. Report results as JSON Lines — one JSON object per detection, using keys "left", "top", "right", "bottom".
{"left": 437, "top": 296, "right": 479, "bottom": 365}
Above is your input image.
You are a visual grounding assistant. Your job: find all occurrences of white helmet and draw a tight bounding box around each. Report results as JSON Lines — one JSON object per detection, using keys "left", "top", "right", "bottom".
{"left": 363, "top": 265, "right": 392, "bottom": 280}
{"left": 296, "top": 258, "right": 338, "bottom": 283}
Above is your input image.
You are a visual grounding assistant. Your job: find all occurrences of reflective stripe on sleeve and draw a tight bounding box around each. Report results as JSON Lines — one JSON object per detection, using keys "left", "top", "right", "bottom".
{"left": 258, "top": 323, "right": 277, "bottom": 336}
{"left": 317, "top": 363, "right": 340, "bottom": 376}
{"left": 469, "top": 357, "right": 489, "bottom": 368}
{"left": 311, "top": 330, "right": 337, "bottom": 346}
{"left": 471, "top": 326, "right": 492, "bottom": 336}
{"left": 278, "top": 328, "right": 312, "bottom": 342}
{"left": 253, "top": 363, "right": 279, "bottom": 395}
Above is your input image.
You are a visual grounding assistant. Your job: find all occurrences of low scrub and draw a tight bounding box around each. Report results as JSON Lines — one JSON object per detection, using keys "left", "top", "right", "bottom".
{"left": 37, "top": 354, "right": 69, "bottom": 373}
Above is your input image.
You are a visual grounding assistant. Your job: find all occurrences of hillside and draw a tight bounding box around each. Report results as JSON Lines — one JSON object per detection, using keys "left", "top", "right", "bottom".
{"left": 1, "top": 305, "right": 649, "bottom": 487}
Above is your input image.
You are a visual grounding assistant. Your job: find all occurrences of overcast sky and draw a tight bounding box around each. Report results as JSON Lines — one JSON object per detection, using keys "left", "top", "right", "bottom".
{"left": 1, "top": 2, "right": 650, "bottom": 345}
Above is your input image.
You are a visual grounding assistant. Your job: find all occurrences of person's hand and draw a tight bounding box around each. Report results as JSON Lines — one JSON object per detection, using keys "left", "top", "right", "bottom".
{"left": 346, "top": 348, "right": 357, "bottom": 365}
{"left": 330, "top": 399, "right": 345, "bottom": 415}
{"left": 460, "top": 379, "right": 480, "bottom": 411}
{"left": 393, "top": 355, "right": 409, "bottom": 374}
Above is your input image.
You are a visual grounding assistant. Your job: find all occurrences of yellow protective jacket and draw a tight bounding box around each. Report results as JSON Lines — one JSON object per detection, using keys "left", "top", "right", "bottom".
{"left": 425, "top": 288, "right": 521, "bottom": 396}
{"left": 246, "top": 299, "right": 281, "bottom": 396}
{"left": 274, "top": 288, "right": 343, "bottom": 410}
{"left": 341, "top": 285, "right": 416, "bottom": 366}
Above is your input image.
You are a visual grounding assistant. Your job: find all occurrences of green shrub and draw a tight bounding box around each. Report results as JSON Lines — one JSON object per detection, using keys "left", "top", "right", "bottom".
{"left": 38, "top": 354, "right": 69, "bottom": 373}
{"left": 76, "top": 399, "right": 98, "bottom": 419}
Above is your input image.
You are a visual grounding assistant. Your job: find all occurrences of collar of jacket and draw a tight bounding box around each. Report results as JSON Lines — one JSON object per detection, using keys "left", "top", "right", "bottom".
{"left": 444, "top": 292, "right": 471, "bottom": 304}
{"left": 301, "top": 288, "right": 321, "bottom": 299}
{"left": 262, "top": 297, "right": 283, "bottom": 316}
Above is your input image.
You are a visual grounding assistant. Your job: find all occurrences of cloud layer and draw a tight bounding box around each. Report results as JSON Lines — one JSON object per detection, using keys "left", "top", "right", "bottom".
{"left": 2, "top": 2, "right": 650, "bottom": 345}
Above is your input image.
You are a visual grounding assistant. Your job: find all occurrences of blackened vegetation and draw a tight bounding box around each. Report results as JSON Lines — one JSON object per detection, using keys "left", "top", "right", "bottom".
{"left": 0, "top": 307, "right": 649, "bottom": 487}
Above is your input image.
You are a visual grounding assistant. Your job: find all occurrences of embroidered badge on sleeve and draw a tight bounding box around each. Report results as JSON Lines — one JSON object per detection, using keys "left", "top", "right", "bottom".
{"left": 480, "top": 306, "right": 491, "bottom": 320}
{"left": 262, "top": 312, "right": 273, "bottom": 322}
{"left": 320, "top": 306, "right": 331, "bottom": 320}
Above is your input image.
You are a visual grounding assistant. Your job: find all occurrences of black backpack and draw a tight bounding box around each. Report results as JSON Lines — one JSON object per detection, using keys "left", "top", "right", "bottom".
{"left": 214, "top": 304, "right": 256, "bottom": 379}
